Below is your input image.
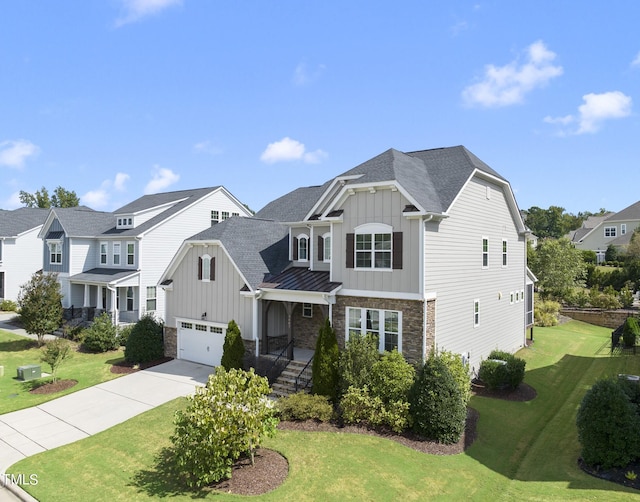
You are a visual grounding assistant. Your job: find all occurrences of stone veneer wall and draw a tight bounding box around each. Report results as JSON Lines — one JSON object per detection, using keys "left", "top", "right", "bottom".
{"left": 332, "top": 295, "right": 435, "bottom": 365}
{"left": 291, "top": 303, "right": 327, "bottom": 350}
{"left": 164, "top": 326, "right": 177, "bottom": 358}
{"left": 561, "top": 308, "right": 638, "bottom": 329}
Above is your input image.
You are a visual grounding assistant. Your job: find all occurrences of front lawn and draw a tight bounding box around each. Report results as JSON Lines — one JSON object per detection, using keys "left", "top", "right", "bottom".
{"left": 0, "top": 329, "right": 126, "bottom": 414}
{"left": 10, "top": 320, "right": 640, "bottom": 501}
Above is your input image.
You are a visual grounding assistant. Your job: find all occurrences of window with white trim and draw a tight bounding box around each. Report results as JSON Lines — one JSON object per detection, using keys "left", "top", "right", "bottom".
{"left": 355, "top": 223, "right": 392, "bottom": 269}
{"left": 113, "top": 242, "right": 121, "bottom": 265}
{"left": 604, "top": 226, "right": 617, "bottom": 238}
{"left": 502, "top": 239, "right": 508, "bottom": 267}
{"left": 126, "top": 286, "right": 134, "bottom": 310}
{"left": 181, "top": 321, "right": 193, "bottom": 329}
{"left": 100, "top": 242, "right": 108, "bottom": 265}
{"left": 232, "top": 212, "right": 239, "bottom": 217}
{"left": 210, "top": 326, "right": 223, "bottom": 334}
{"left": 126, "top": 242, "right": 135, "bottom": 265}
{"left": 510, "top": 292, "right": 514, "bottom": 304}
{"left": 298, "top": 235, "right": 309, "bottom": 261}
{"left": 323, "top": 232, "right": 331, "bottom": 262}
{"left": 482, "top": 238, "right": 489, "bottom": 268}
{"left": 473, "top": 300, "right": 480, "bottom": 327}
{"left": 302, "top": 303, "right": 313, "bottom": 318}
{"left": 211, "top": 210, "right": 219, "bottom": 225}
{"left": 621, "top": 224, "right": 627, "bottom": 235}
{"left": 346, "top": 307, "right": 401, "bottom": 352}
{"left": 221, "top": 211, "right": 229, "bottom": 221}
{"left": 198, "top": 254, "right": 215, "bottom": 281}
{"left": 48, "top": 241, "right": 62, "bottom": 264}
{"left": 146, "top": 286, "right": 156, "bottom": 311}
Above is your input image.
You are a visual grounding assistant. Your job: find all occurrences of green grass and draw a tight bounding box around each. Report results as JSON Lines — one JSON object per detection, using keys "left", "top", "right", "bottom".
{"left": 10, "top": 320, "right": 640, "bottom": 501}
{"left": 0, "top": 329, "right": 126, "bottom": 414}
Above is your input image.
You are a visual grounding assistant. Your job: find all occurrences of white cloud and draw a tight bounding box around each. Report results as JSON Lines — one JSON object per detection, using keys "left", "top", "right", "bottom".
{"left": 632, "top": 51, "right": 640, "bottom": 68}
{"left": 0, "top": 139, "right": 40, "bottom": 168}
{"left": 3, "top": 191, "right": 22, "bottom": 209}
{"left": 193, "top": 140, "right": 223, "bottom": 155}
{"left": 115, "top": 0, "right": 182, "bottom": 27}
{"left": 260, "top": 137, "right": 327, "bottom": 165}
{"left": 144, "top": 165, "right": 179, "bottom": 193}
{"left": 80, "top": 172, "right": 131, "bottom": 209}
{"left": 544, "top": 91, "right": 632, "bottom": 135}
{"left": 462, "top": 40, "right": 563, "bottom": 107}
{"left": 292, "top": 62, "right": 326, "bottom": 86}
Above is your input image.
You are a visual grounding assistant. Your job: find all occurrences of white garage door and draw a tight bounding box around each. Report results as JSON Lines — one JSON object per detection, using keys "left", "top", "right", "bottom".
{"left": 178, "top": 321, "right": 226, "bottom": 366}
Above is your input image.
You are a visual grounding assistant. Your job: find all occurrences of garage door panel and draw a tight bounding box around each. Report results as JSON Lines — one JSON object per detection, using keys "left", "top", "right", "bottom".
{"left": 178, "top": 323, "right": 225, "bottom": 366}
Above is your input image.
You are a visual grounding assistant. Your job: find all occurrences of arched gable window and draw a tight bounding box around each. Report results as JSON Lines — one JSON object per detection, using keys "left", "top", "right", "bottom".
{"left": 197, "top": 254, "right": 215, "bottom": 281}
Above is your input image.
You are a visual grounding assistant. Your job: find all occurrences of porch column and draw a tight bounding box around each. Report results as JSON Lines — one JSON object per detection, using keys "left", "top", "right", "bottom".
{"left": 261, "top": 301, "right": 271, "bottom": 355}
{"left": 83, "top": 284, "right": 90, "bottom": 307}
{"left": 283, "top": 302, "right": 295, "bottom": 360}
{"left": 97, "top": 286, "right": 103, "bottom": 312}
{"left": 110, "top": 287, "right": 118, "bottom": 324}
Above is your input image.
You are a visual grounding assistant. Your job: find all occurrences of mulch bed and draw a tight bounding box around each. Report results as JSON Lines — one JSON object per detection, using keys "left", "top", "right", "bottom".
{"left": 579, "top": 458, "right": 640, "bottom": 491}
{"left": 29, "top": 379, "right": 78, "bottom": 394}
{"left": 110, "top": 357, "right": 173, "bottom": 374}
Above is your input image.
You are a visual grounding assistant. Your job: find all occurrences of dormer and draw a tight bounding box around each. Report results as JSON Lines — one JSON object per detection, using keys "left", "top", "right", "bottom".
{"left": 116, "top": 215, "right": 135, "bottom": 229}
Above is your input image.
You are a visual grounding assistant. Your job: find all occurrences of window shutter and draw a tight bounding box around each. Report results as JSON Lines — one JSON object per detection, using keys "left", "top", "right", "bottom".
{"left": 346, "top": 233, "right": 354, "bottom": 268}
{"left": 198, "top": 257, "right": 203, "bottom": 280}
{"left": 318, "top": 235, "right": 324, "bottom": 261}
{"left": 293, "top": 237, "right": 299, "bottom": 260}
{"left": 210, "top": 257, "right": 215, "bottom": 281}
{"left": 393, "top": 232, "right": 403, "bottom": 269}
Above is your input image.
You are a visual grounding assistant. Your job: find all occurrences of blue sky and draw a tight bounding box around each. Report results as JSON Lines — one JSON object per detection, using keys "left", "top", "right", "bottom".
{"left": 1, "top": 1, "right": 638, "bottom": 215}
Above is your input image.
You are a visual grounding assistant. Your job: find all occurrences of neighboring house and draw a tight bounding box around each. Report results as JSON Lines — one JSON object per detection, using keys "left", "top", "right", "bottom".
{"left": 0, "top": 208, "right": 49, "bottom": 302}
{"left": 38, "top": 187, "right": 251, "bottom": 324}
{"left": 161, "top": 146, "right": 532, "bottom": 374}
{"left": 570, "top": 204, "right": 639, "bottom": 262}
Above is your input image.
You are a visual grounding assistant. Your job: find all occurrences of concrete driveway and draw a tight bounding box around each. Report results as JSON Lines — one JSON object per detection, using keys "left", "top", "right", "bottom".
{"left": 0, "top": 359, "right": 213, "bottom": 500}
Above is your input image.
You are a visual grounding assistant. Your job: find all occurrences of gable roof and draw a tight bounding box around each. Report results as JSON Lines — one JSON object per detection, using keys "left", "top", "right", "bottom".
{"left": 184, "top": 217, "right": 291, "bottom": 289}
{"left": 41, "top": 207, "right": 114, "bottom": 238}
{"left": 606, "top": 200, "right": 640, "bottom": 222}
{"left": 0, "top": 208, "right": 49, "bottom": 237}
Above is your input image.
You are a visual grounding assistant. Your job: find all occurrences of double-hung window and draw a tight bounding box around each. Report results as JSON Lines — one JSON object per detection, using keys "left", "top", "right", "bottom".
{"left": 355, "top": 224, "right": 392, "bottom": 269}
{"left": 127, "top": 242, "right": 135, "bottom": 266}
{"left": 323, "top": 233, "right": 332, "bottom": 262}
{"left": 502, "top": 239, "right": 508, "bottom": 267}
{"left": 100, "top": 242, "right": 108, "bottom": 265}
{"left": 198, "top": 254, "right": 215, "bottom": 281}
{"left": 298, "top": 235, "right": 308, "bottom": 261}
{"left": 346, "top": 307, "right": 401, "bottom": 352}
{"left": 473, "top": 300, "right": 480, "bottom": 327}
{"left": 146, "top": 286, "right": 156, "bottom": 311}
{"left": 49, "top": 241, "right": 62, "bottom": 264}
{"left": 113, "top": 243, "right": 121, "bottom": 265}
{"left": 482, "top": 238, "right": 489, "bottom": 268}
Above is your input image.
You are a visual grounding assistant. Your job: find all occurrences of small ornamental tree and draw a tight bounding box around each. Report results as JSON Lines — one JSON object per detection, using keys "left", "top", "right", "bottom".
{"left": 221, "top": 320, "right": 245, "bottom": 370}
{"left": 124, "top": 314, "right": 164, "bottom": 364}
{"left": 172, "top": 368, "right": 278, "bottom": 488}
{"left": 40, "top": 338, "right": 73, "bottom": 382}
{"left": 576, "top": 378, "right": 640, "bottom": 469}
{"left": 17, "top": 271, "right": 63, "bottom": 346}
{"left": 410, "top": 354, "right": 466, "bottom": 444}
{"left": 312, "top": 318, "right": 340, "bottom": 401}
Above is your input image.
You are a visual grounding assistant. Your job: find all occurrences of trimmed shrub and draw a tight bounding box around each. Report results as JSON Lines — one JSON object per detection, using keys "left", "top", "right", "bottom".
{"left": 576, "top": 378, "right": 640, "bottom": 469}
{"left": 369, "top": 349, "right": 415, "bottom": 404}
{"left": 221, "top": 320, "right": 245, "bottom": 370}
{"left": 116, "top": 324, "right": 133, "bottom": 347}
{"left": 172, "top": 368, "right": 278, "bottom": 487}
{"left": 124, "top": 314, "right": 164, "bottom": 364}
{"left": 82, "top": 313, "right": 118, "bottom": 352}
{"left": 312, "top": 318, "right": 339, "bottom": 401}
{"left": 340, "top": 385, "right": 411, "bottom": 433}
{"left": 409, "top": 355, "right": 466, "bottom": 444}
{"left": 622, "top": 317, "right": 640, "bottom": 348}
{"left": 0, "top": 299, "right": 18, "bottom": 312}
{"left": 438, "top": 350, "right": 472, "bottom": 406}
{"left": 478, "top": 350, "right": 526, "bottom": 390}
{"left": 277, "top": 392, "right": 333, "bottom": 422}
{"left": 339, "top": 332, "right": 379, "bottom": 395}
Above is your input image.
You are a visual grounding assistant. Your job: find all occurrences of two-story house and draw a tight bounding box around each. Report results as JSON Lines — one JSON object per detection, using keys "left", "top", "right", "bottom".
{"left": 0, "top": 208, "right": 49, "bottom": 302}
{"left": 160, "top": 146, "right": 532, "bottom": 374}
{"left": 570, "top": 202, "right": 640, "bottom": 262}
{"left": 38, "top": 187, "right": 252, "bottom": 324}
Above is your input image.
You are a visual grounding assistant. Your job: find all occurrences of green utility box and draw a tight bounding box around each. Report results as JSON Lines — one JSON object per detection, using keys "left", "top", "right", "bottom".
{"left": 17, "top": 364, "right": 41, "bottom": 381}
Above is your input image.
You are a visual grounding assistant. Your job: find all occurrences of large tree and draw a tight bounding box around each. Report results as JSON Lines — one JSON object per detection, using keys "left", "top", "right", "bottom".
{"left": 529, "top": 238, "right": 586, "bottom": 299}
{"left": 17, "top": 271, "right": 63, "bottom": 346}
{"left": 523, "top": 206, "right": 609, "bottom": 239}
{"left": 19, "top": 186, "right": 80, "bottom": 208}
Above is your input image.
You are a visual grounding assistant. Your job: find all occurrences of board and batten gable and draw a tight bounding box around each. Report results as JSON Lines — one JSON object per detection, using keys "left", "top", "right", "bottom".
{"left": 332, "top": 187, "right": 422, "bottom": 295}
{"left": 424, "top": 175, "right": 526, "bottom": 372}
{"left": 164, "top": 243, "right": 253, "bottom": 339}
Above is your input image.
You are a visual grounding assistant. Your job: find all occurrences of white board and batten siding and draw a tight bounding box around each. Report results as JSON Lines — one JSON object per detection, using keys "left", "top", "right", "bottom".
{"left": 0, "top": 226, "right": 43, "bottom": 302}
{"left": 165, "top": 244, "right": 253, "bottom": 340}
{"left": 424, "top": 177, "right": 526, "bottom": 372}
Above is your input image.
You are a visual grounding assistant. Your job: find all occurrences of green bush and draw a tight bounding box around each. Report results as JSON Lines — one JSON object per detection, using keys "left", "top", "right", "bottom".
{"left": 622, "top": 317, "right": 640, "bottom": 347}
{"left": 0, "top": 299, "right": 18, "bottom": 312}
{"left": 82, "top": 313, "right": 118, "bottom": 352}
{"left": 172, "top": 368, "right": 278, "bottom": 487}
{"left": 116, "top": 324, "right": 133, "bottom": 347}
{"left": 409, "top": 355, "right": 466, "bottom": 444}
{"left": 576, "top": 378, "right": 640, "bottom": 469}
{"left": 220, "top": 320, "right": 245, "bottom": 370}
{"left": 277, "top": 392, "right": 333, "bottom": 422}
{"left": 63, "top": 323, "right": 86, "bottom": 343}
{"left": 620, "top": 286, "right": 635, "bottom": 308}
{"left": 339, "top": 332, "right": 379, "bottom": 395}
{"left": 369, "top": 349, "right": 415, "bottom": 404}
{"left": 124, "top": 314, "right": 164, "bottom": 364}
{"left": 40, "top": 338, "right": 73, "bottom": 383}
{"left": 478, "top": 350, "right": 526, "bottom": 390}
{"left": 312, "top": 318, "right": 339, "bottom": 401}
{"left": 534, "top": 299, "right": 560, "bottom": 327}
{"left": 340, "top": 385, "right": 411, "bottom": 433}
{"left": 438, "top": 350, "right": 472, "bottom": 406}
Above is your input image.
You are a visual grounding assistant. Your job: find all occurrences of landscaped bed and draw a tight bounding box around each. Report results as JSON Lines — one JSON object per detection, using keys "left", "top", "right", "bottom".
{"left": 9, "top": 320, "right": 640, "bottom": 501}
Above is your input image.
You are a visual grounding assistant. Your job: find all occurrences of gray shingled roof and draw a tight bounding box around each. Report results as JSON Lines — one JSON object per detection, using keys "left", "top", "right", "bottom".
{"left": 51, "top": 207, "right": 114, "bottom": 237}
{"left": 607, "top": 200, "right": 640, "bottom": 222}
{"left": 68, "top": 268, "right": 139, "bottom": 284}
{"left": 255, "top": 146, "right": 509, "bottom": 220}
{"left": 104, "top": 187, "right": 223, "bottom": 237}
{"left": 187, "top": 217, "right": 290, "bottom": 289}
{"left": 0, "top": 208, "right": 48, "bottom": 237}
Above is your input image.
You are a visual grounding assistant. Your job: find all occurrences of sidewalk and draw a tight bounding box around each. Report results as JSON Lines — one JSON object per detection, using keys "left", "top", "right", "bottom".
{"left": 0, "top": 314, "right": 213, "bottom": 500}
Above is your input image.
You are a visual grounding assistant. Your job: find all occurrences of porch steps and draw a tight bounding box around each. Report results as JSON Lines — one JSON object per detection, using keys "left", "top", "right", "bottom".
{"left": 270, "top": 360, "right": 312, "bottom": 399}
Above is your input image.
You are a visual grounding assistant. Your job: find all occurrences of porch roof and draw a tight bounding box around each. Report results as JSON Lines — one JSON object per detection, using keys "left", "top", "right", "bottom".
{"left": 259, "top": 267, "right": 341, "bottom": 293}
{"left": 69, "top": 268, "right": 139, "bottom": 286}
